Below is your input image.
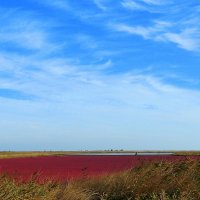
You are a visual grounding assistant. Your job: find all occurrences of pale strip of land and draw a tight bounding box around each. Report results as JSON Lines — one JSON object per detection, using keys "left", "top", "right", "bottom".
{"left": 0, "top": 151, "right": 79, "bottom": 159}
{"left": 0, "top": 150, "right": 199, "bottom": 159}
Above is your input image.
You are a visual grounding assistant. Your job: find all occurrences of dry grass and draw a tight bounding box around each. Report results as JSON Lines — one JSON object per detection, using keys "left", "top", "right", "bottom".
{"left": 0, "top": 158, "right": 200, "bottom": 200}
{"left": 0, "top": 151, "right": 84, "bottom": 159}
{"left": 175, "top": 151, "right": 200, "bottom": 156}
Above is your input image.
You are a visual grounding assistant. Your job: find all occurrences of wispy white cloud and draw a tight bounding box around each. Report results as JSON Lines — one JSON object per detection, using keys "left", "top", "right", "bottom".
{"left": 112, "top": 20, "right": 171, "bottom": 39}
{"left": 141, "top": 0, "right": 167, "bottom": 5}
{"left": 0, "top": 47, "right": 198, "bottom": 105}
{"left": 121, "top": 0, "right": 147, "bottom": 11}
{"left": 118, "top": 1, "right": 200, "bottom": 51}
{"left": 113, "top": 23, "right": 153, "bottom": 38}
{"left": 164, "top": 29, "right": 200, "bottom": 51}
{"left": 0, "top": 16, "right": 57, "bottom": 52}
{"left": 0, "top": 30, "right": 47, "bottom": 50}
{"left": 121, "top": 0, "right": 169, "bottom": 12}
{"left": 93, "top": 0, "right": 107, "bottom": 11}
{"left": 113, "top": 20, "right": 200, "bottom": 52}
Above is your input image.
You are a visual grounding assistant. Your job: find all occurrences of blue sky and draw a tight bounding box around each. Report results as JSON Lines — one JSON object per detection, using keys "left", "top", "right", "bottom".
{"left": 0, "top": 0, "right": 200, "bottom": 150}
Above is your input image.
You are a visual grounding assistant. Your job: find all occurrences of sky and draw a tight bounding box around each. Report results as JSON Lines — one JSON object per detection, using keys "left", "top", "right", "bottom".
{"left": 0, "top": 0, "right": 200, "bottom": 151}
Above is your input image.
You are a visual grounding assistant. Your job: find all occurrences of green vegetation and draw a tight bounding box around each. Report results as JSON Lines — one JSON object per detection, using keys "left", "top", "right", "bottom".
{"left": 0, "top": 158, "right": 200, "bottom": 200}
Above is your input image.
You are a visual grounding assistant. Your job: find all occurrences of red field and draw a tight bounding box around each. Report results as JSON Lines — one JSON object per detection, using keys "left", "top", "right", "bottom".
{"left": 0, "top": 155, "right": 194, "bottom": 182}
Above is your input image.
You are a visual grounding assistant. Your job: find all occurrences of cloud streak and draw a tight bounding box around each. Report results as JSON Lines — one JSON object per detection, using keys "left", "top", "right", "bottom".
{"left": 93, "top": 0, "right": 107, "bottom": 10}
{"left": 0, "top": 13, "right": 59, "bottom": 53}
{"left": 121, "top": 0, "right": 170, "bottom": 12}
{"left": 118, "top": 1, "right": 200, "bottom": 52}
{"left": 164, "top": 29, "right": 200, "bottom": 51}
{"left": 121, "top": 0, "right": 147, "bottom": 11}
{"left": 113, "top": 22, "right": 200, "bottom": 52}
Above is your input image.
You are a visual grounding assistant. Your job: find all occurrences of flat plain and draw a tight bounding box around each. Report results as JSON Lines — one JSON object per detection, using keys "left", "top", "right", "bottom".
{"left": 0, "top": 151, "right": 200, "bottom": 200}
